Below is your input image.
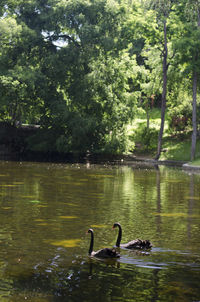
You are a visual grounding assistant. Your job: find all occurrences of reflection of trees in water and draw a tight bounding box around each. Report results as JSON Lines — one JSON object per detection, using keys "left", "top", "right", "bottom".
{"left": 0, "top": 260, "right": 13, "bottom": 301}
{"left": 10, "top": 260, "right": 147, "bottom": 301}
{"left": 0, "top": 279, "right": 13, "bottom": 301}
{"left": 3, "top": 255, "right": 200, "bottom": 301}
{"left": 156, "top": 167, "right": 162, "bottom": 239}
{"left": 187, "top": 174, "right": 194, "bottom": 241}
{"left": 8, "top": 259, "right": 139, "bottom": 300}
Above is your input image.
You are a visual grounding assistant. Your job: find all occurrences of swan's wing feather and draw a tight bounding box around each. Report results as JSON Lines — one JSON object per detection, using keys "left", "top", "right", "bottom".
{"left": 93, "top": 248, "right": 120, "bottom": 258}
{"left": 122, "top": 239, "right": 152, "bottom": 249}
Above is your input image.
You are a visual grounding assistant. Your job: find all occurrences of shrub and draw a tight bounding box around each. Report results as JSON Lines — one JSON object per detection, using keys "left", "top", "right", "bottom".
{"left": 167, "top": 89, "right": 195, "bottom": 134}
{"left": 130, "top": 123, "right": 158, "bottom": 152}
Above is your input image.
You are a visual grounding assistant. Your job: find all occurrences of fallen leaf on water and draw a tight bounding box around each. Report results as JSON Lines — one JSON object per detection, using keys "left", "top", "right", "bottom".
{"left": 34, "top": 219, "right": 45, "bottom": 222}
{"left": 0, "top": 184, "right": 17, "bottom": 187}
{"left": 90, "top": 224, "right": 107, "bottom": 228}
{"left": 63, "top": 203, "right": 78, "bottom": 207}
{"left": 29, "top": 200, "right": 41, "bottom": 203}
{"left": 58, "top": 215, "right": 78, "bottom": 219}
{"left": 35, "top": 205, "right": 48, "bottom": 208}
{"left": 45, "top": 239, "right": 81, "bottom": 247}
{"left": 152, "top": 212, "right": 200, "bottom": 218}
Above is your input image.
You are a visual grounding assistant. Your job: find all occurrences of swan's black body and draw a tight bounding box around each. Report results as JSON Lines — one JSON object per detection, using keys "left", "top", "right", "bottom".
{"left": 112, "top": 222, "right": 152, "bottom": 250}
{"left": 87, "top": 229, "right": 120, "bottom": 258}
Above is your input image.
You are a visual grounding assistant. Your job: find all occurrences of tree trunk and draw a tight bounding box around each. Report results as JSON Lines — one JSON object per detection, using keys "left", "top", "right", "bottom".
{"left": 155, "top": 20, "right": 168, "bottom": 160}
{"left": 191, "top": 71, "right": 197, "bottom": 161}
{"left": 190, "top": 7, "right": 200, "bottom": 161}
{"left": 146, "top": 100, "right": 150, "bottom": 130}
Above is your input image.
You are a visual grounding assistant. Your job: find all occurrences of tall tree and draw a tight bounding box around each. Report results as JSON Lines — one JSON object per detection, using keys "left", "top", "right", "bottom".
{"left": 1, "top": 0, "right": 139, "bottom": 154}
{"left": 189, "top": 1, "right": 200, "bottom": 160}
{"left": 145, "top": 0, "right": 175, "bottom": 160}
{"left": 174, "top": 0, "right": 200, "bottom": 160}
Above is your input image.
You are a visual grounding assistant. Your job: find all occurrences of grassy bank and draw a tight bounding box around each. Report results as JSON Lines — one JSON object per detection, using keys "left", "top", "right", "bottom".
{"left": 128, "top": 108, "right": 200, "bottom": 165}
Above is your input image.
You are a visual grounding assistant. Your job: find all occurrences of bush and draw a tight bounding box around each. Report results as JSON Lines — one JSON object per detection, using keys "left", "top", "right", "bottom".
{"left": 130, "top": 123, "right": 158, "bottom": 152}
{"left": 101, "top": 128, "right": 132, "bottom": 154}
{"left": 25, "top": 128, "right": 62, "bottom": 153}
{"left": 167, "top": 106, "right": 192, "bottom": 134}
{"left": 167, "top": 89, "right": 194, "bottom": 134}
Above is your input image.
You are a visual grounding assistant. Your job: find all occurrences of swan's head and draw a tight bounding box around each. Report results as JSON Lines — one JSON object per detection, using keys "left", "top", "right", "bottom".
{"left": 87, "top": 228, "right": 93, "bottom": 234}
{"left": 112, "top": 222, "right": 121, "bottom": 229}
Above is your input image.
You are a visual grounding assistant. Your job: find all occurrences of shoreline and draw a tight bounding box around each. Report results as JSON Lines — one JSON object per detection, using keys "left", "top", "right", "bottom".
{"left": 0, "top": 146, "right": 200, "bottom": 172}
{"left": 121, "top": 155, "right": 200, "bottom": 171}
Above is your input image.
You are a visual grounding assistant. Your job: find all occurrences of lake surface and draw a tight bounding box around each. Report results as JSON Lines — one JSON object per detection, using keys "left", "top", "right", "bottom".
{"left": 0, "top": 160, "right": 200, "bottom": 302}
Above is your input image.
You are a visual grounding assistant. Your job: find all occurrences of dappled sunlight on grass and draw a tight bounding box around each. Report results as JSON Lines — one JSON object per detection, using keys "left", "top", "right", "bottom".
{"left": 189, "top": 159, "right": 200, "bottom": 166}
{"left": 128, "top": 107, "right": 200, "bottom": 163}
{"left": 160, "top": 140, "right": 194, "bottom": 161}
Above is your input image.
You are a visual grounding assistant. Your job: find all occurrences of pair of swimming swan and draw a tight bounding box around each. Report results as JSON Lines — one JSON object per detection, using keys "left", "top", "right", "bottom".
{"left": 87, "top": 222, "right": 152, "bottom": 258}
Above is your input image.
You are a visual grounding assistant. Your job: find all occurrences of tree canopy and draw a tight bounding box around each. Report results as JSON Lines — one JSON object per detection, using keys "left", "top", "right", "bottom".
{"left": 0, "top": 0, "right": 199, "bottom": 158}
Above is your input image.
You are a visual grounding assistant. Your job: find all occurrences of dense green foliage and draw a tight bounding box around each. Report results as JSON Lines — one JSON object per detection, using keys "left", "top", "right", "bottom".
{"left": 0, "top": 0, "right": 199, "bottom": 158}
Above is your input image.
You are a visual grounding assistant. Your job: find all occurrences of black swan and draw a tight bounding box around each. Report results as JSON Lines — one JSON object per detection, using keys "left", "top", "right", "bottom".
{"left": 87, "top": 229, "right": 120, "bottom": 258}
{"left": 112, "top": 222, "right": 152, "bottom": 250}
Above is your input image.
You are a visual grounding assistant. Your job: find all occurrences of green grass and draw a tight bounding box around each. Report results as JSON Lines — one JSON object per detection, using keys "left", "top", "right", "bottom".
{"left": 160, "top": 139, "right": 191, "bottom": 161}
{"left": 128, "top": 108, "right": 200, "bottom": 163}
{"left": 188, "top": 159, "right": 200, "bottom": 166}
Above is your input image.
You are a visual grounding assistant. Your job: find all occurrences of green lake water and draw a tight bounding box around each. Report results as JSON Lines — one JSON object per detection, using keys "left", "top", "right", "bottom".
{"left": 0, "top": 160, "right": 200, "bottom": 302}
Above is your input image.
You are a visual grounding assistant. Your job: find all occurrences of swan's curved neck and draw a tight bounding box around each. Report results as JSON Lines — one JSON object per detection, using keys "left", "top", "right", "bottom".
{"left": 116, "top": 224, "right": 122, "bottom": 247}
{"left": 89, "top": 231, "right": 94, "bottom": 255}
